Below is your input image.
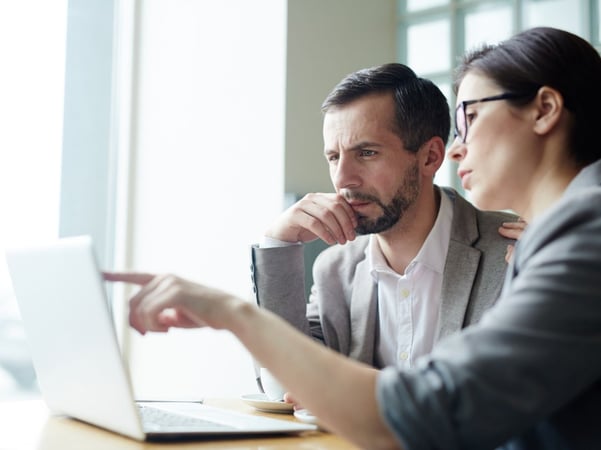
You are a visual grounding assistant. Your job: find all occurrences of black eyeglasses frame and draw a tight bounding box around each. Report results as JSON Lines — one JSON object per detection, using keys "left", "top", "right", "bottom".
{"left": 454, "top": 92, "right": 531, "bottom": 143}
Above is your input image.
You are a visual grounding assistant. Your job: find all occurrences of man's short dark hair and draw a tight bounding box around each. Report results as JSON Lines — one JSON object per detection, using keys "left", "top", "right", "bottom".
{"left": 322, "top": 63, "right": 451, "bottom": 153}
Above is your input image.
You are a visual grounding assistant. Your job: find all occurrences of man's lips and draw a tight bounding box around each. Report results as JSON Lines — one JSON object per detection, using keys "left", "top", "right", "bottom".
{"left": 348, "top": 201, "right": 371, "bottom": 210}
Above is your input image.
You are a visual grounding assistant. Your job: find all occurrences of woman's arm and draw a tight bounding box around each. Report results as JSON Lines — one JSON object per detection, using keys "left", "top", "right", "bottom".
{"left": 103, "top": 271, "right": 401, "bottom": 450}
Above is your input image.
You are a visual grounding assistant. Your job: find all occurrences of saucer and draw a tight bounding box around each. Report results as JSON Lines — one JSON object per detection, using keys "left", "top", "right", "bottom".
{"left": 240, "top": 393, "right": 294, "bottom": 413}
{"left": 294, "top": 409, "right": 328, "bottom": 431}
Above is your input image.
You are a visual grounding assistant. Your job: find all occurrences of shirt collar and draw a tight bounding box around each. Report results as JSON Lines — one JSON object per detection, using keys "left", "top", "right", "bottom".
{"left": 367, "top": 189, "right": 453, "bottom": 278}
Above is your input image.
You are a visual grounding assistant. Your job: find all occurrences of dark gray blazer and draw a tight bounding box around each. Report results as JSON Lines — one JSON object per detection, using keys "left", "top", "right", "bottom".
{"left": 250, "top": 187, "right": 516, "bottom": 367}
{"left": 377, "top": 161, "right": 601, "bottom": 449}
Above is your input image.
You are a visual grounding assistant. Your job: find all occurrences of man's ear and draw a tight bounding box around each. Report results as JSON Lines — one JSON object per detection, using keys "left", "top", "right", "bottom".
{"left": 420, "top": 136, "right": 445, "bottom": 177}
{"left": 532, "top": 86, "right": 564, "bottom": 135}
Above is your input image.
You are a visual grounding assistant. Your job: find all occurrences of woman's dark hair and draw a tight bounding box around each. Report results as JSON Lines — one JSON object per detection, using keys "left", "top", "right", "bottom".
{"left": 455, "top": 27, "right": 601, "bottom": 166}
{"left": 322, "top": 63, "right": 450, "bottom": 153}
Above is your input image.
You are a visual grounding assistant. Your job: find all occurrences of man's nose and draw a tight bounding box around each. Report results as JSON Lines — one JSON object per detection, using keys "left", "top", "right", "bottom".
{"left": 332, "top": 154, "right": 361, "bottom": 190}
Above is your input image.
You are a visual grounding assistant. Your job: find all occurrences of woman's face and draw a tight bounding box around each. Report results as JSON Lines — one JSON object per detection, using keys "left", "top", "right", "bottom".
{"left": 447, "top": 72, "right": 539, "bottom": 212}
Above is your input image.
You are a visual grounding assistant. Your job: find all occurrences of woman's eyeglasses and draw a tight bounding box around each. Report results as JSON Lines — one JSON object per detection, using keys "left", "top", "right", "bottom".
{"left": 454, "top": 92, "right": 531, "bottom": 143}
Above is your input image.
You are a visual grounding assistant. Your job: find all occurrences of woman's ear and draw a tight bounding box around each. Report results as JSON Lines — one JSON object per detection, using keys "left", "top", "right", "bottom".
{"left": 532, "top": 86, "right": 564, "bottom": 135}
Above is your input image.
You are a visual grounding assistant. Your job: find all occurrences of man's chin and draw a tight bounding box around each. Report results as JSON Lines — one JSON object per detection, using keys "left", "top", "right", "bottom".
{"left": 355, "top": 216, "right": 374, "bottom": 235}
{"left": 354, "top": 220, "right": 372, "bottom": 235}
{"left": 355, "top": 219, "right": 397, "bottom": 235}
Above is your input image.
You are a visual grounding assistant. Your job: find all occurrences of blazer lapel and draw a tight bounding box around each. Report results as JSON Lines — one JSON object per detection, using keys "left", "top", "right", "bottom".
{"left": 438, "top": 241, "right": 480, "bottom": 340}
{"left": 348, "top": 257, "right": 379, "bottom": 364}
{"left": 438, "top": 187, "right": 482, "bottom": 341}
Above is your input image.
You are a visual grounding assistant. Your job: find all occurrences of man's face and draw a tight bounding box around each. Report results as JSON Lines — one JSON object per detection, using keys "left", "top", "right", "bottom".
{"left": 323, "top": 93, "right": 421, "bottom": 235}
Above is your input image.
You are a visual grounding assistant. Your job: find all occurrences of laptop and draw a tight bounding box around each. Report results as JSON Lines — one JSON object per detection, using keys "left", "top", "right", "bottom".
{"left": 5, "top": 235, "right": 316, "bottom": 440}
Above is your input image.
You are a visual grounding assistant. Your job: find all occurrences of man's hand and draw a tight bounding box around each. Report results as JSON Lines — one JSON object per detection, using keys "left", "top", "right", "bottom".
{"left": 265, "top": 193, "right": 358, "bottom": 245}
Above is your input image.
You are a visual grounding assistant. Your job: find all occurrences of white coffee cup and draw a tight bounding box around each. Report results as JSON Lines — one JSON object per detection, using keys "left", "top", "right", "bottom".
{"left": 260, "top": 367, "right": 286, "bottom": 402}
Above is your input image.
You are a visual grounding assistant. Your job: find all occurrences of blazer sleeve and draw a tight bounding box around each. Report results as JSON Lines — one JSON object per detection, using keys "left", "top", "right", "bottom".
{"left": 250, "top": 244, "right": 314, "bottom": 338}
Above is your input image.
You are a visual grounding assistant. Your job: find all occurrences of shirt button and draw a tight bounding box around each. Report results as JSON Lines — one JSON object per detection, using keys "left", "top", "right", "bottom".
{"left": 399, "top": 351, "right": 409, "bottom": 361}
{"left": 401, "top": 288, "right": 410, "bottom": 298}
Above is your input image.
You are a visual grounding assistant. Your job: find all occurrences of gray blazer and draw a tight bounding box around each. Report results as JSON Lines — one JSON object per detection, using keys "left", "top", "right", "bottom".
{"left": 377, "top": 161, "right": 601, "bottom": 449}
{"left": 251, "top": 187, "right": 516, "bottom": 367}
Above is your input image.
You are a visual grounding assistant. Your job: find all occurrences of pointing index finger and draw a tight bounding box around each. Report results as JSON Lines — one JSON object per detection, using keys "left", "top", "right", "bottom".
{"left": 102, "top": 271, "right": 156, "bottom": 285}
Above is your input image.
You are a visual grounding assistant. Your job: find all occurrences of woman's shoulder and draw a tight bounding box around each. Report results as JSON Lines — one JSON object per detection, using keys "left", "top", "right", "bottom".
{"left": 519, "top": 186, "right": 601, "bottom": 262}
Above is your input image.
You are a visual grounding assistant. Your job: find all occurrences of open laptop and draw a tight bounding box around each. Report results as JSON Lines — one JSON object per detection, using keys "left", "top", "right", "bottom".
{"left": 5, "top": 235, "right": 316, "bottom": 440}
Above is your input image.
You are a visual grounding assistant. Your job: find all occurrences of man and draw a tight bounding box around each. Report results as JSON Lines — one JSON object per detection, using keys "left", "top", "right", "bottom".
{"left": 250, "top": 63, "right": 516, "bottom": 369}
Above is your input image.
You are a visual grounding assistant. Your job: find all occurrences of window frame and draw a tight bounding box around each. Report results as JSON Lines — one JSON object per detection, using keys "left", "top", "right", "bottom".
{"left": 396, "top": 0, "right": 600, "bottom": 191}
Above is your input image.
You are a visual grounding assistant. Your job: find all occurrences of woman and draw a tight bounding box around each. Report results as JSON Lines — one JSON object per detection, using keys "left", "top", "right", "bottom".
{"left": 105, "top": 27, "right": 601, "bottom": 449}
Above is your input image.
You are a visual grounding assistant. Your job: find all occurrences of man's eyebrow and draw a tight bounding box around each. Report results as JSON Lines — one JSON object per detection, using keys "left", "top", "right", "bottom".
{"left": 324, "top": 141, "right": 383, "bottom": 155}
{"left": 351, "top": 141, "right": 382, "bottom": 149}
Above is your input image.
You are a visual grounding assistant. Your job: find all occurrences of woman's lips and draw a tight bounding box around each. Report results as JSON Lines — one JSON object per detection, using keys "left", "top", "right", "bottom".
{"left": 457, "top": 169, "right": 472, "bottom": 189}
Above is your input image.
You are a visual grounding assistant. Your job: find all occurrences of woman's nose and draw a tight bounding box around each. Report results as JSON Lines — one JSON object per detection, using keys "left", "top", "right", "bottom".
{"left": 446, "top": 138, "right": 466, "bottom": 162}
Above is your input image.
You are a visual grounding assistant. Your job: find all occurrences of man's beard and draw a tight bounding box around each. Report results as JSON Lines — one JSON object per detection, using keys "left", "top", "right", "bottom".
{"left": 348, "top": 162, "right": 420, "bottom": 235}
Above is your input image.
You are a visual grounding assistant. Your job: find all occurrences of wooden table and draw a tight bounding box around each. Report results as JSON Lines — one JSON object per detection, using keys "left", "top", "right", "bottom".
{"left": 0, "top": 397, "right": 358, "bottom": 449}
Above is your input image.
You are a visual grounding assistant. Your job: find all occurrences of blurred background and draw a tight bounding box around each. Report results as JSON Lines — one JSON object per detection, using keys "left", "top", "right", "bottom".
{"left": 1, "top": 0, "right": 598, "bottom": 401}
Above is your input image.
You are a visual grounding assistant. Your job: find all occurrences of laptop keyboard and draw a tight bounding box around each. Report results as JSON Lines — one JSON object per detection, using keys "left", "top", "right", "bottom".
{"left": 138, "top": 404, "right": 236, "bottom": 431}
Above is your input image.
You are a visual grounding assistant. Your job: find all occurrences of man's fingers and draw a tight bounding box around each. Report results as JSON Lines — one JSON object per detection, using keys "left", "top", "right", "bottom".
{"left": 299, "top": 194, "right": 357, "bottom": 244}
{"left": 303, "top": 217, "right": 349, "bottom": 245}
{"left": 267, "top": 193, "right": 358, "bottom": 244}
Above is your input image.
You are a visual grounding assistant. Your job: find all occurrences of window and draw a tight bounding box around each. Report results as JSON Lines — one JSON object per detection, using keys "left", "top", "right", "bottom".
{"left": 0, "top": 0, "right": 117, "bottom": 400}
{"left": 522, "top": 0, "right": 584, "bottom": 35}
{"left": 6, "top": 0, "right": 594, "bottom": 403}
{"left": 464, "top": 4, "right": 512, "bottom": 50}
{"left": 115, "top": 0, "right": 287, "bottom": 399}
{"left": 0, "top": 1, "right": 67, "bottom": 399}
{"left": 407, "top": 19, "right": 451, "bottom": 74}
{"left": 397, "top": 0, "right": 598, "bottom": 191}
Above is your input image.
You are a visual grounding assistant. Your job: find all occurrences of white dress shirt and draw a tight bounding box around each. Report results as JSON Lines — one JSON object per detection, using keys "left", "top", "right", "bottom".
{"left": 369, "top": 191, "right": 453, "bottom": 368}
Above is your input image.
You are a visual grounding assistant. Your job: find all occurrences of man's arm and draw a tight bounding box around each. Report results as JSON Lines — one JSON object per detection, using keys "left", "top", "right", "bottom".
{"left": 265, "top": 193, "right": 357, "bottom": 245}
{"left": 251, "top": 244, "right": 312, "bottom": 335}
{"left": 251, "top": 192, "right": 359, "bottom": 335}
